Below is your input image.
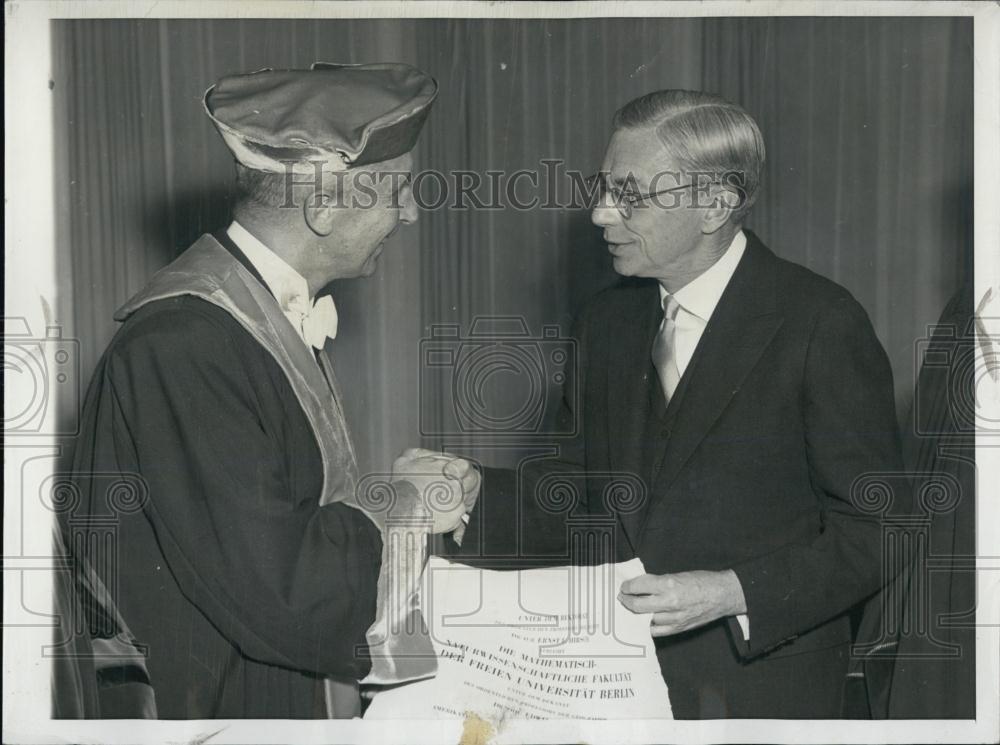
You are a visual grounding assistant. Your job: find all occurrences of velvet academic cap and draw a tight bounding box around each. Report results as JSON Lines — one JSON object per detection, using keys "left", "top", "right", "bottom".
{"left": 204, "top": 62, "right": 437, "bottom": 174}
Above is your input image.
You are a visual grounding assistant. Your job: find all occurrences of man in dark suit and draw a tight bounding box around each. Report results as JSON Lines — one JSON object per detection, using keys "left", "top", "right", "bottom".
{"left": 456, "top": 89, "right": 905, "bottom": 718}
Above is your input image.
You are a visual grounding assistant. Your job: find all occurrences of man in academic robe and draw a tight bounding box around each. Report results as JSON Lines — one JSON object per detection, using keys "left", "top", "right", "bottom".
{"left": 62, "top": 63, "right": 478, "bottom": 719}
{"left": 455, "top": 90, "right": 907, "bottom": 718}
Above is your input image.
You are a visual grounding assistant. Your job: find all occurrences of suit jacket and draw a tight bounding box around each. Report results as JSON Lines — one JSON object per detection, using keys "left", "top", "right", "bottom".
{"left": 458, "top": 230, "right": 906, "bottom": 718}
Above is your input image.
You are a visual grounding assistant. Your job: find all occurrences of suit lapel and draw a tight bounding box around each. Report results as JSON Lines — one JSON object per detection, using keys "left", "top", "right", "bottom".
{"left": 646, "top": 234, "right": 784, "bottom": 517}
{"left": 605, "top": 282, "right": 663, "bottom": 551}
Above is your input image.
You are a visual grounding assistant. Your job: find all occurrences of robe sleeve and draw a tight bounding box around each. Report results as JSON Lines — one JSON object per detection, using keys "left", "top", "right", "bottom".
{"left": 104, "top": 300, "right": 381, "bottom": 679}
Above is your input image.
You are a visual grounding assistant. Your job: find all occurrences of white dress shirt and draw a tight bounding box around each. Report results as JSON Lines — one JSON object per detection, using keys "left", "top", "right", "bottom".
{"left": 658, "top": 229, "right": 751, "bottom": 639}
{"left": 658, "top": 230, "right": 746, "bottom": 376}
{"left": 226, "top": 221, "right": 338, "bottom": 350}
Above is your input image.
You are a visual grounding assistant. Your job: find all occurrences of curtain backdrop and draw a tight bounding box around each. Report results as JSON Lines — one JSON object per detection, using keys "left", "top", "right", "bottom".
{"left": 53, "top": 17, "right": 972, "bottom": 475}
{"left": 703, "top": 17, "right": 973, "bottom": 420}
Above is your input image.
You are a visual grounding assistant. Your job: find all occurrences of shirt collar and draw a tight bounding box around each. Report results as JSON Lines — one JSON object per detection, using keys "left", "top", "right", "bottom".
{"left": 659, "top": 230, "right": 747, "bottom": 322}
{"left": 226, "top": 220, "right": 312, "bottom": 313}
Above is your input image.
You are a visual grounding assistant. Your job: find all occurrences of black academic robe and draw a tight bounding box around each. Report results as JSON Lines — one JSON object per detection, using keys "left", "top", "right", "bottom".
{"left": 64, "top": 236, "right": 382, "bottom": 718}
{"left": 888, "top": 283, "right": 976, "bottom": 718}
{"left": 852, "top": 282, "right": 977, "bottom": 719}
{"left": 456, "top": 231, "right": 906, "bottom": 718}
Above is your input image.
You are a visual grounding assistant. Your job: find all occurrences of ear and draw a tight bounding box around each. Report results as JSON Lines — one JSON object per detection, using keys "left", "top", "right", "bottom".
{"left": 701, "top": 183, "right": 740, "bottom": 234}
{"left": 302, "top": 181, "right": 343, "bottom": 237}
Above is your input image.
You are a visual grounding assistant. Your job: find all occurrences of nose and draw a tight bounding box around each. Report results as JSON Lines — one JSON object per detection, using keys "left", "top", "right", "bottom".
{"left": 591, "top": 190, "right": 620, "bottom": 228}
{"left": 399, "top": 185, "right": 419, "bottom": 225}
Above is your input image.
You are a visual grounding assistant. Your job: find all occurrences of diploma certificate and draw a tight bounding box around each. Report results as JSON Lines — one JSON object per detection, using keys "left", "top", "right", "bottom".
{"left": 364, "top": 556, "right": 672, "bottom": 731}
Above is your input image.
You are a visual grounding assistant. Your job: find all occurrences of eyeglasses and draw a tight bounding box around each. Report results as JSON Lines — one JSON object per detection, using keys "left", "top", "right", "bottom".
{"left": 585, "top": 172, "right": 705, "bottom": 219}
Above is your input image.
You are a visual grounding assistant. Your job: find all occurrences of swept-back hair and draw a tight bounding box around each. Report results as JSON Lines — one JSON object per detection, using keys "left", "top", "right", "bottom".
{"left": 613, "top": 90, "right": 765, "bottom": 223}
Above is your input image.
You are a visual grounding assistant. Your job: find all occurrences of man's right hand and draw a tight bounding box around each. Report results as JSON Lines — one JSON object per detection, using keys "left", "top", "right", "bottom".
{"left": 389, "top": 448, "right": 480, "bottom": 534}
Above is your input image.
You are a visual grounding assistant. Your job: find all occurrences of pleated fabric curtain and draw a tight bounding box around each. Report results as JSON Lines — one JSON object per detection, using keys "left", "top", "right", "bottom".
{"left": 702, "top": 17, "right": 974, "bottom": 418}
{"left": 414, "top": 18, "right": 705, "bottom": 464}
{"left": 53, "top": 20, "right": 427, "bottom": 477}
{"left": 52, "top": 21, "right": 176, "bottom": 386}
{"left": 54, "top": 17, "right": 972, "bottom": 475}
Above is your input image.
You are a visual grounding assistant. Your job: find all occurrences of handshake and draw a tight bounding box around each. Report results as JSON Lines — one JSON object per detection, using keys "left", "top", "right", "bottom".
{"left": 380, "top": 447, "right": 482, "bottom": 537}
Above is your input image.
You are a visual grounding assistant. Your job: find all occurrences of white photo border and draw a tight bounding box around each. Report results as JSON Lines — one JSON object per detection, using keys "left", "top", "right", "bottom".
{"left": 4, "top": 2, "right": 998, "bottom": 743}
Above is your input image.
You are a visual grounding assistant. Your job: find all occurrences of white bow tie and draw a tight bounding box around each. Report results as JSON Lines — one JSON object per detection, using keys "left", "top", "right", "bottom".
{"left": 288, "top": 294, "right": 339, "bottom": 351}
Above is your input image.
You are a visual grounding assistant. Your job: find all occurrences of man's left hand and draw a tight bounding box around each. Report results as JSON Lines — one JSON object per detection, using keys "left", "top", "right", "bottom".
{"left": 618, "top": 570, "right": 747, "bottom": 637}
